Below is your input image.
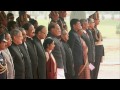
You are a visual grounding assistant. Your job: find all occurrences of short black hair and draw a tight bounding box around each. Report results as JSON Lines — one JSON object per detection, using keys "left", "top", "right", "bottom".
{"left": 70, "top": 19, "right": 80, "bottom": 29}
{"left": 35, "top": 25, "right": 45, "bottom": 34}
{"left": 7, "top": 21, "right": 16, "bottom": 32}
{"left": 43, "top": 37, "right": 54, "bottom": 50}
{"left": 29, "top": 19, "right": 38, "bottom": 25}
{"left": 7, "top": 13, "right": 14, "bottom": 19}
{"left": 22, "top": 23, "right": 32, "bottom": 31}
{"left": 48, "top": 22, "right": 57, "bottom": 32}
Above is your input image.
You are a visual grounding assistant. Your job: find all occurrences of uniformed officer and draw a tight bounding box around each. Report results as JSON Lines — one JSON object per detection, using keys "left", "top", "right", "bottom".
{"left": 0, "top": 33, "right": 7, "bottom": 79}
{"left": 58, "top": 11, "right": 68, "bottom": 31}
{"left": 89, "top": 11, "right": 105, "bottom": 79}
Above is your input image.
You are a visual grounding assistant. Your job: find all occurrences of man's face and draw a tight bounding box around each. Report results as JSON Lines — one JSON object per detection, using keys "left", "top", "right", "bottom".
{"left": 5, "top": 33, "right": 12, "bottom": 47}
{"left": 38, "top": 27, "right": 47, "bottom": 39}
{"left": 83, "top": 22, "right": 89, "bottom": 30}
{"left": 51, "top": 24, "right": 61, "bottom": 37}
{"left": 0, "top": 27, "right": 5, "bottom": 34}
{"left": 94, "top": 19, "right": 100, "bottom": 25}
{"left": 73, "top": 21, "right": 82, "bottom": 32}
{"left": 26, "top": 25, "right": 35, "bottom": 38}
{"left": 0, "top": 41, "right": 7, "bottom": 50}
{"left": 8, "top": 15, "right": 14, "bottom": 21}
{"left": 89, "top": 22, "right": 95, "bottom": 29}
{"left": 62, "top": 12, "right": 67, "bottom": 18}
{"left": 52, "top": 13, "right": 59, "bottom": 21}
{"left": 14, "top": 31, "right": 23, "bottom": 45}
{"left": 61, "top": 30, "right": 69, "bottom": 42}
{"left": 21, "top": 30, "right": 27, "bottom": 42}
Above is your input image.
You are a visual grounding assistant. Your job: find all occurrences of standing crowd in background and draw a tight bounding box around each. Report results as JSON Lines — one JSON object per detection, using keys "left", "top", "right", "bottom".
{"left": 0, "top": 11, "right": 104, "bottom": 79}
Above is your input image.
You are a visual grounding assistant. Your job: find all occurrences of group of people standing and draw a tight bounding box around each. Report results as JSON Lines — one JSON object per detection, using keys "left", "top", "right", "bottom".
{"left": 0, "top": 11, "right": 104, "bottom": 79}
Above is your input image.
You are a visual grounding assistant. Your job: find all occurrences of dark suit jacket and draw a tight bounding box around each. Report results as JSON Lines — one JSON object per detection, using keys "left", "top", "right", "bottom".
{"left": 26, "top": 37, "right": 38, "bottom": 79}
{"left": 60, "top": 40, "right": 67, "bottom": 73}
{"left": 47, "top": 33, "right": 64, "bottom": 69}
{"left": 33, "top": 36, "right": 46, "bottom": 79}
{"left": 81, "top": 32, "right": 95, "bottom": 63}
{"left": 86, "top": 29, "right": 95, "bottom": 63}
{"left": 62, "top": 41, "right": 75, "bottom": 79}
{"left": 9, "top": 42, "right": 25, "bottom": 79}
{"left": 68, "top": 29, "right": 84, "bottom": 77}
{"left": 19, "top": 43, "right": 33, "bottom": 79}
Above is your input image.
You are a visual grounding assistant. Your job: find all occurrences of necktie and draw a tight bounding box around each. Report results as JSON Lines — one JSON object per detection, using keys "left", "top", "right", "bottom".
{"left": 24, "top": 42, "right": 29, "bottom": 56}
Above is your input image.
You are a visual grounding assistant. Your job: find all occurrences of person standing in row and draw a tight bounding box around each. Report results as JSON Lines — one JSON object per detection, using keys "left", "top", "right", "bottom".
{"left": 33, "top": 25, "right": 47, "bottom": 79}
{"left": 2, "top": 32, "right": 15, "bottom": 79}
{"left": 0, "top": 33, "right": 7, "bottom": 79}
{"left": 9, "top": 29, "right": 25, "bottom": 79}
{"left": 61, "top": 30, "right": 75, "bottom": 79}
{"left": 80, "top": 19, "right": 95, "bottom": 79}
{"left": 89, "top": 11, "right": 105, "bottom": 79}
{"left": 22, "top": 23, "right": 38, "bottom": 79}
{"left": 43, "top": 37, "right": 57, "bottom": 79}
{"left": 77, "top": 28, "right": 91, "bottom": 79}
{"left": 68, "top": 19, "right": 84, "bottom": 79}
{"left": 19, "top": 28, "right": 33, "bottom": 79}
{"left": 47, "top": 23, "right": 65, "bottom": 79}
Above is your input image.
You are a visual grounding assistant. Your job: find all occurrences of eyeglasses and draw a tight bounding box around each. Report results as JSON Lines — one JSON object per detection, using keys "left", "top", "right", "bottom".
{"left": 40, "top": 31, "right": 46, "bottom": 35}
{"left": 77, "top": 29, "right": 83, "bottom": 32}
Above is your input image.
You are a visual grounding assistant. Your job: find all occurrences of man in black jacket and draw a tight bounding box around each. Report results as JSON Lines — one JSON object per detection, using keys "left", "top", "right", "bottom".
{"left": 61, "top": 30, "right": 75, "bottom": 79}
{"left": 47, "top": 23, "right": 66, "bottom": 79}
{"left": 22, "top": 23, "right": 38, "bottom": 79}
{"left": 19, "top": 28, "right": 33, "bottom": 79}
{"left": 80, "top": 19, "right": 95, "bottom": 79}
{"left": 68, "top": 19, "right": 84, "bottom": 79}
{"left": 9, "top": 29, "right": 25, "bottom": 79}
{"left": 33, "top": 25, "right": 47, "bottom": 79}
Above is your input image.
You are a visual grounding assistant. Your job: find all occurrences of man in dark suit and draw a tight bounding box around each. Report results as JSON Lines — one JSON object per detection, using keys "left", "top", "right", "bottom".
{"left": 9, "top": 29, "right": 25, "bottom": 79}
{"left": 22, "top": 23, "right": 38, "bottom": 79}
{"left": 47, "top": 23, "right": 66, "bottom": 79}
{"left": 80, "top": 19, "right": 95, "bottom": 79}
{"left": 61, "top": 30, "right": 75, "bottom": 79}
{"left": 33, "top": 25, "right": 47, "bottom": 79}
{"left": 0, "top": 33, "right": 7, "bottom": 79}
{"left": 68, "top": 19, "right": 84, "bottom": 79}
{"left": 19, "top": 28, "right": 33, "bottom": 79}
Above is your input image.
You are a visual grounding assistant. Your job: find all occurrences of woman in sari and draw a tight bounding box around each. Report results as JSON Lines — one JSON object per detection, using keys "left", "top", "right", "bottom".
{"left": 77, "top": 29, "right": 91, "bottom": 79}
{"left": 43, "top": 37, "right": 57, "bottom": 79}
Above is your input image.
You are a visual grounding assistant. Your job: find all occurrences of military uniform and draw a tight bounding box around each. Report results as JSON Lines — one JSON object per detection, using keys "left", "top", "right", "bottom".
{"left": 58, "top": 11, "right": 68, "bottom": 31}
{"left": 0, "top": 52, "right": 7, "bottom": 79}
{"left": 0, "top": 11, "right": 8, "bottom": 34}
{"left": 0, "top": 33, "right": 7, "bottom": 79}
{"left": 89, "top": 11, "right": 105, "bottom": 79}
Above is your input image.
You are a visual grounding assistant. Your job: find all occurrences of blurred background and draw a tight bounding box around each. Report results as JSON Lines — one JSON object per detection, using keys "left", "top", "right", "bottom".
{"left": 5, "top": 11, "right": 120, "bottom": 79}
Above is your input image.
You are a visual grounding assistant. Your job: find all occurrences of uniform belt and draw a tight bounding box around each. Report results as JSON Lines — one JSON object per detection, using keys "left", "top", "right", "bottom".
{"left": 95, "top": 41, "right": 103, "bottom": 45}
{"left": 0, "top": 63, "right": 7, "bottom": 74}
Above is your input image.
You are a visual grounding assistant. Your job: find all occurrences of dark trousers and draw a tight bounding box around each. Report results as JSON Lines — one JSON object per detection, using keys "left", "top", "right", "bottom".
{"left": 65, "top": 73, "right": 75, "bottom": 79}
{"left": 93, "top": 56, "right": 102, "bottom": 79}
{"left": 90, "top": 69, "right": 94, "bottom": 79}
{"left": 0, "top": 72, "right": 7, "bottom": 79}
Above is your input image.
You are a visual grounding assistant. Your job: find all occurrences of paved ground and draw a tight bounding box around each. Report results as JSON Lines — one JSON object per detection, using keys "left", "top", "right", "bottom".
{"left": 98, "top": 37, "right": 120, "bottom": 79}
{"left": 98, "top": 64, "right": 120, "bottom": 79}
